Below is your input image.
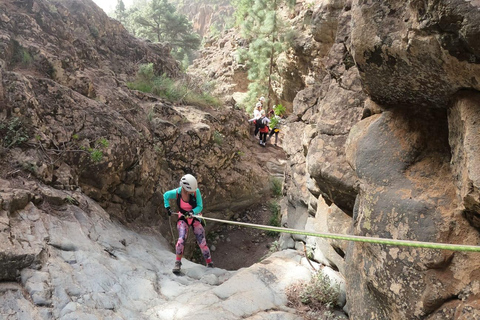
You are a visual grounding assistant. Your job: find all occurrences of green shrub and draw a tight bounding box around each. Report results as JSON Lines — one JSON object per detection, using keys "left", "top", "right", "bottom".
{"left": 128, "top": 64, "right": 221, "bottom": 107}
{"left": 271, "top": 177, "right": 283, "bottom": 197}
{"left": 12, "top": 40, "right": 33, "bottom": 67}
{"left": 268, "top": 240, "right": 280, "bottom": 253}
{"left": 98, "top": 138, "right": 109, "bottom": 148}
{"left": 21, "top": 50, "right": 33, "bottom": 66}
{"left": 89, "top": 149, "right": 103, "bottom": 162}
{"left": 0, "top": 117, "right": 29, "bottom": 148}
{"left": 128, "top": 81, "right": 153, "bottom": 93}
{"left": 64, "top": 196, "right": 79, "bottom": 205}
{"left": 80, "top": 137, "right": 109, "bottom": 163}
{"left": 300, "top": 272, "right": 340, "bottom": 308}
{"left": 286, "top": 271, "right": 342, "bottom": 319}
{"left": 267, "top": 201, "right": 281, "bottom": 236}
{"left": 138, "top": 63, "right": 155, "bottom": 82}
{"left": 147, "top": 107, "right": 155, "bottom": 122}
{"left": 213, "top": 130, "right": 224, "bottom": 145}
{"left": 273, "top": 104, "right": 286, "bottom": 116}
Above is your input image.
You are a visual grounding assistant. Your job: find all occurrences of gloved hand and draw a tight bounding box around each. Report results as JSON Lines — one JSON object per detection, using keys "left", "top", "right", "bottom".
{"left": 166, "top": 207, "right": 172, "bottom": 216}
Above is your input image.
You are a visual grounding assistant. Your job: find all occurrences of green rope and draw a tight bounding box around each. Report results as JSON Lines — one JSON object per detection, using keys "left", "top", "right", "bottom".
{"left": 198, "top": 216, "right": 480, "bottom": 252}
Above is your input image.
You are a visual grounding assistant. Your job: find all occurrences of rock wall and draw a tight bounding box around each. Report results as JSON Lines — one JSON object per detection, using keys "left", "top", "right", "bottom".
{"left": 179, "top": 0, "right": 234, "bottom": 38}
{"left": 280, "top": 0, "right": 480, "bottom": 318}
{"left": 3, "top": 0, "right": 480, "bottom": 318}
{"left": 0, "top": 0, "right": 272, "bottom": 231}
{"left": 0, "top": 177, "right": 314, "bottom": 319}
{"left": 0, "top": 1, "right": 307, "bottom": 318}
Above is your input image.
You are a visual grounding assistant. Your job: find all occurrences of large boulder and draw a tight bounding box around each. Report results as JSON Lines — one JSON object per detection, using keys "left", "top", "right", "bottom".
{"left": 280, "top": 0, "right": 480, "bottom": 319}
{"left": 449, "top": 91, "right": 480, "bottom": 229}
{"left": 344, "top": 107, "right": 480, "bottom": 318}
{"left": 350, "top": 0, "right": 480, "bottom": 107}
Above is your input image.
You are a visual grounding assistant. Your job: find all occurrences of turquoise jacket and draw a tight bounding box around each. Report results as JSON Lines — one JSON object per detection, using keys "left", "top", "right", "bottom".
{"left": 163, "top": 187, "right": 203, "bottom": 215}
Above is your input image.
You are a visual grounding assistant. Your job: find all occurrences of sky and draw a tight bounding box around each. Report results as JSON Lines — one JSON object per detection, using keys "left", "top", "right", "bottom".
{"left": 91, "top": 0, "right": 133, "bottom": 14}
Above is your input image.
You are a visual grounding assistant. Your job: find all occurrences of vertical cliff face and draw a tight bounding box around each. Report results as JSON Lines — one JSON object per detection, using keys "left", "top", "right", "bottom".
{"left": 179, "top": 0, "right": 234, "bottom": 38}
{"left": 0, "top": 1, "right": 309, "bottom": 318}
{"left": 280, "top": 0, "right": 480, "bottom": 318}
{"left": 0, "top": 0, "right": 273, "bottom": 227}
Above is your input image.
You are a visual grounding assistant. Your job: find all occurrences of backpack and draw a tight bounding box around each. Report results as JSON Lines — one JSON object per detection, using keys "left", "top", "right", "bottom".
{"left": 257, "top": 116, "right": 266, "bottom": 129}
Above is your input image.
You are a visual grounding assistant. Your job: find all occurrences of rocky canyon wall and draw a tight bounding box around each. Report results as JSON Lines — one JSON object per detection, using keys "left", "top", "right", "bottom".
{"left": 279, "top": 0, "right": 480, "bottom": 318}
{"left": 0, "top": 0, "right": 272, "bottom": 226}
{"left": 0, "top": 1, "right": 306, "bottom": 318}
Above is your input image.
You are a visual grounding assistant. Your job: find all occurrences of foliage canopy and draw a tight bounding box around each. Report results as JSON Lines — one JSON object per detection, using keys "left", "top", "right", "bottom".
{"left": 233, "top": 0, "right": 295, "bottom": 112}
{"left": 115, "top": 0, "right": 201, "bottom": 67}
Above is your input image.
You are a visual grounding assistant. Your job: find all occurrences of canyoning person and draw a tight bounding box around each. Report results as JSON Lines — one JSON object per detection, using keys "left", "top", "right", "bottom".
{"left": 248, "top": 96, "right": 265, "bottom": 138}
{"left": 163, "top": 174, "right": 214, "bottom": 274}
{"left": 257, "top": 109, "right": 271, "bottom": 147}
{"left": 259, "top": 96, "right": 265, "bottom": 107}
{"left": 249, "top": 102, "right": 263, "bottom": 137}
{"left": 267, "top": 107, "right": 282, "bottom": 147}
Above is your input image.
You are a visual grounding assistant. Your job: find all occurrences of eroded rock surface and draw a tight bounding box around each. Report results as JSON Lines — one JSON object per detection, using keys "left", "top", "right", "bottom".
{"left": 0, "top": 180, "right": 313, "bottom": 319}
{"left": 0, "top": 0, "right": 273, "bottom": 228}
{"left": 277, "top": 0, "right": 480, "bottom": 319}
{"left": 1, "top": 1, "right": 299, "bottom": 318}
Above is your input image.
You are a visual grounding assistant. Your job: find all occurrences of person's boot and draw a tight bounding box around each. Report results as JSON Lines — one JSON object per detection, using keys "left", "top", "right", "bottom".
{"left": 207, "top": 262, "right": 214, "bottom": 268}
{"left": 172, "top": 261, "right": 182, "bottom": 274}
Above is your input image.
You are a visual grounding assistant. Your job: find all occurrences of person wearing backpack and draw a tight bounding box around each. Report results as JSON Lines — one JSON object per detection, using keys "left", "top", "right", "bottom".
{"left": 257, "top": 109, "right": 271, "bottom": 146}
{"left": 248, "top": 97, "right": 265, "bottom": 137}
{"left": 267, "top": 108, "right": 282, "bottom": 147}
{"left": 163, "top": 174, "right": 214, "bottom": 274}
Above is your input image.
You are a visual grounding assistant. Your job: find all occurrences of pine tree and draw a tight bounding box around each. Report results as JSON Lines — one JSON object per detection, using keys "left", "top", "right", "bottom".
{"left": 235, "top": 0, "right": 294, "bottom": 112}
{"left": 114, "top": 0, "right": 127, "bottom": 25}
{"left": 133, "top": 0, "right": 201, "bottom": 65}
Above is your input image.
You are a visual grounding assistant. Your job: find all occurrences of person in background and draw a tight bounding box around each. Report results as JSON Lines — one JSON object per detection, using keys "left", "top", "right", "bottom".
{"left": 248, "top": 97, "right": 265, "bottom": 138}
{"left": 259, "top": 96, "right": 265, "bottom": 105}
{"left": 258, "top": 109, "right": 271, "bottom": 147}
{"left": 163, "top": 174, "right": 213, "bottom": 274}
{"left": 267, "top": 108, "right": 282, "bottom": 147}
{"left": 248, "top": 102, "right": 262, "bottom": 131}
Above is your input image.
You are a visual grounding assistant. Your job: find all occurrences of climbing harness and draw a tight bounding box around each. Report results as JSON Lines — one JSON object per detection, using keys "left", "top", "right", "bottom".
{"left": 189, "top": 215, "right": 480, "bottom": 253}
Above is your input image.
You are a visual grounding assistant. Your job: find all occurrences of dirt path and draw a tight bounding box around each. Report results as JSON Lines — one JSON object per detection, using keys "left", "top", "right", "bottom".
{"left": 207, "top": 134, "right": 287, "bottom": 270}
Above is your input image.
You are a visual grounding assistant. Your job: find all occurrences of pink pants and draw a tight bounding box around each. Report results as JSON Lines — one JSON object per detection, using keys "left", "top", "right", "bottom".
{"left": 176, "top": 218, "right": 212, "bottom": 263}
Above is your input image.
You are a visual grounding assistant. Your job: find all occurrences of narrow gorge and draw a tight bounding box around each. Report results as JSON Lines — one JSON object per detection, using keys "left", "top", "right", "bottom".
{"left": 1, "top": 0, "right": 480, "bottom": 319}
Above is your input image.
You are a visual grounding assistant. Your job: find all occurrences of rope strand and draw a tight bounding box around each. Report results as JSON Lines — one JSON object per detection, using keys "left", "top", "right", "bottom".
{"left": 178, "top": 214, "right": 480, "bottom": 252}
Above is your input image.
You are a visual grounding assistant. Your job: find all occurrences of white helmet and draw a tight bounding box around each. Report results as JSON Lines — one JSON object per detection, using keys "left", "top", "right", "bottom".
{"left": 180, "top": 174, "right": 197, "bottom": 192}
{"left": 255, "top": 102, "right": 262, "bottom": 109}
{"left": 259, "top": 96, "right": 265, "bottom": 102}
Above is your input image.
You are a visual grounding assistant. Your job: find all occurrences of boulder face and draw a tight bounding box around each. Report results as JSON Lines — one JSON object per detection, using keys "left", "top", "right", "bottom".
{"left": 345, "top": 108, "right": 478, "bottom": 319}
{"left": 190, "top": 0, "right": 480, "bottom": 317}
{"left": 350, "top": 0, "right": 480, "bottom": 108}
{"left": 276, "top": 0, "right": 480, "bottom": 319}
{"left": 0, "top": 178, "right": 314, "bottom": 319}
